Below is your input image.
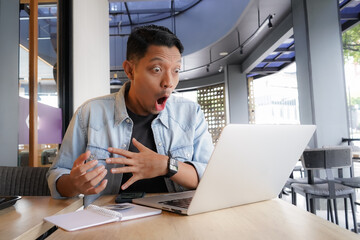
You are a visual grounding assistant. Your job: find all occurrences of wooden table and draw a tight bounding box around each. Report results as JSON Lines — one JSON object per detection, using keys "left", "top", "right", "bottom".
{"left": 47, "top": 195, "right": 359, "bottom": 240}
{"left": 0, "top": 196, "right": 82, "bottom": 240}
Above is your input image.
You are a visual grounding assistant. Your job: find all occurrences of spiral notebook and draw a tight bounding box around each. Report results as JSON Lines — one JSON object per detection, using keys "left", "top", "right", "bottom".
{"left": 44, "top": 203, "right": 161, "bottom": 231}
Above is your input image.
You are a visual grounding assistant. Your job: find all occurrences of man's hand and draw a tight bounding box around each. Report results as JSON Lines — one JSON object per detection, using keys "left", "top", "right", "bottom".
{"left": 57, "top": 151, "right": 108, "bottom": 197}
{"left": 106, "top": 138, "right": 168, "bottom": 190}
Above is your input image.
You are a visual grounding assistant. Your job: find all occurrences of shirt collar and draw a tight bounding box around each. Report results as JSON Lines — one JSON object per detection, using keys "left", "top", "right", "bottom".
{"left": 114, "top": 81, "right": 170, "bottom": 129}
{"left": 114, "top": 82, "right": 130, "bottom": 126}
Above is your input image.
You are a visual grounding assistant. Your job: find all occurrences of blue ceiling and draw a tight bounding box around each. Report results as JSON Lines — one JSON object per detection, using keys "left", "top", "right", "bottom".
{"left": 109, "top": 0, "right": 200, "bottom": 27}
{"left": 18, "top": 0, "right": 360, "bottom": 83}
{"left": 248, "top": 0, "right": 360, "bottom": 79}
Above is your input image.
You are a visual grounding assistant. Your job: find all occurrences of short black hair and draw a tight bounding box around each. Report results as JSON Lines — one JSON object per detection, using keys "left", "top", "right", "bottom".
{"left": 126, "top": 24, "right": 184, "bottom": 62}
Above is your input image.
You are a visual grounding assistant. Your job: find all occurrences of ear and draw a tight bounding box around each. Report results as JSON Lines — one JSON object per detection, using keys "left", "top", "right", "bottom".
{"left": 123, "top": 60, "right": 134, "bottom": 80}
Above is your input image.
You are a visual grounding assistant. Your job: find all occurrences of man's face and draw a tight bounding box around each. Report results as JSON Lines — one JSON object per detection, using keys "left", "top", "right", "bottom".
{"left": 125, "top": 45, "right": 182, "bottom": 116}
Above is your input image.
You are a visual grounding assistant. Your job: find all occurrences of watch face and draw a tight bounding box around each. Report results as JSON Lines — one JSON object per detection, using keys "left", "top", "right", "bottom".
{"left": 169, "top": 158, "right": 178, "bottom": 172}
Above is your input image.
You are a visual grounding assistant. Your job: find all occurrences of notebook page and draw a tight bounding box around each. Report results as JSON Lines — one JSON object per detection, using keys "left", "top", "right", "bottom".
{"left": 44, "top": 205, "right": 121, "bottom": 231}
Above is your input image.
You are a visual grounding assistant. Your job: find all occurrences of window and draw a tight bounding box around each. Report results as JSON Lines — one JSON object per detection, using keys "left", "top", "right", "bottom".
{"left": 18, "top": 3, "right": 60, "bottom": 167}
{"left": 250, "top": 63, "right": 300, "bottom": 124}
{"left": 343, "top": 23, "right": 360, "bottom": 140}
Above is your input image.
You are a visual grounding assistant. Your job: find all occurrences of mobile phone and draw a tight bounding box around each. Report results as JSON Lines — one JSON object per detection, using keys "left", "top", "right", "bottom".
{"left": 115, "top": 192, "right": 145, "bottom": 203}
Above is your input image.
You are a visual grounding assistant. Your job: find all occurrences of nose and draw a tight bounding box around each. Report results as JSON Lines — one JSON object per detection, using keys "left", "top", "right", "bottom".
{"left": 160, "top": 71, "right": 175, "bottom": 89}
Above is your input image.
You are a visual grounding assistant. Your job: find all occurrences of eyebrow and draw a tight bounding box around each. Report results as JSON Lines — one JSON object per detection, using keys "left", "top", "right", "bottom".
{"left": 149, "top": 57, "right": 182, "bottom": 63}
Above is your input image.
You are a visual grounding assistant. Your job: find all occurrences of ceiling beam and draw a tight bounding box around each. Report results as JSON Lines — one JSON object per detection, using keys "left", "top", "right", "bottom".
{"left": 124, "top": 2, "right": 133, "bottom": 26}
{"left": 339, "top": 0, "right": 355, "bottom": 11}
{"left": 261, "top": 58, "right": 294, "bottom": 63}
{"left": 275, "top": 47, "right": 295, "bottom": 52}
{"left": 340, "top": 13, "right": 360, "bottom": 20}
{"left": 250, "top": 67, "right": 279, "bottom": 73}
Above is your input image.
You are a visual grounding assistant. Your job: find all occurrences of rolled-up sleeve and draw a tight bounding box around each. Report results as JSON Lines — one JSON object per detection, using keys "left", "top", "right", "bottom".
{"left": 47, "top": 108, "right": 87, "bottom": 199}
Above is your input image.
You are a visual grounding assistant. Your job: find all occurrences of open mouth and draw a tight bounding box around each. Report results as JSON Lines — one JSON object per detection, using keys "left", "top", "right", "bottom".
{"left": 155, "top": 96, "right": 168, "bottom": 111}
{"left": 157, "top": 96, "right": 167, "bottom": 105}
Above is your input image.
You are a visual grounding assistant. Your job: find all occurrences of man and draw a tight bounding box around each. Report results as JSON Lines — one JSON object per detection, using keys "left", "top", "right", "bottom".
{"left": 47, "top": 25, "right": 213, "bottom": 205}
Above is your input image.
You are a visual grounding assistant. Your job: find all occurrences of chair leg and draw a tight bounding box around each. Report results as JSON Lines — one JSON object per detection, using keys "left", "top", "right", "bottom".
{"left": 305, "top": 194, "right": 310, "bottom": 212}
{"left": 327, "top": 200, "right": 330, "bottom": 221}
{"left": 344, "top": 198, "right": 349, "bottom": 230}
{"left": 349, "top": 194, "right": 358, "bottom": 233}
{"left": 291, "top": 188, "right": 297, "bottom": 206}
{"left": 328, "top": 199, "right": 334, "bottom": 223}
{"left": 333, "top": 199, "right": 339, "bottom": 225}
{"left": 309, "top": 197, "right": 316, "bottom": 214}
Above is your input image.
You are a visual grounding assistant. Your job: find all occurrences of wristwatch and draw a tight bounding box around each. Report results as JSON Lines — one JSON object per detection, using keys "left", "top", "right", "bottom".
{"left": 165, "top": 157, "right": 178, "bottom": 178}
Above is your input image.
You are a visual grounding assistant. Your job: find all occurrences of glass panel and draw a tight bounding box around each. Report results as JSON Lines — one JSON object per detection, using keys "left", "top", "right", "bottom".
{"left": 18, "top": 3, "right": 60, "bottom": 167}
{"left": 265, "top": 52, "right": 280, "bottom": 60}
{"left": 344, "top": 24, "right": 360, "bottom": 144}
{"left": 252, "top": 63, "right": 300, "bottom": 124}
{"left": 266, "top": 62, "right": 284, "bottom": 68}
{"left": 277, "top": 51, "right": 295, "bottom": 59}
{"left": 173, "top": 90, "right": 198, "bottom": 103}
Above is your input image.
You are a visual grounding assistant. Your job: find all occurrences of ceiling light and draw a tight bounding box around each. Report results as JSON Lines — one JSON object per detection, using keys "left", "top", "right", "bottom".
{"left": 268, "top": 15, "right": 273, "bottom": 28}
{"left": 219, "top": 52, "right": 228, "bottom": 56}
{"left": 240, "top": 14, "right": 274, "bottom": 50}
{"left": 218, "top": 66, "right": 223, "bottom": 72}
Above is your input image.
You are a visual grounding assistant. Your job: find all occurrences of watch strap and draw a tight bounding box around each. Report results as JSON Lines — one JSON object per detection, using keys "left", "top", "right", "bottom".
{"left": 165, "top": 156, "right": 178, "bottom": 178}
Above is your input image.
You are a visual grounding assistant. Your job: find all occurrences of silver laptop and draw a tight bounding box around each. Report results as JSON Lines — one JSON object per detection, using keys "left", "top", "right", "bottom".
{"left": 133, "top": 124, "right": 316, "bottom": 215}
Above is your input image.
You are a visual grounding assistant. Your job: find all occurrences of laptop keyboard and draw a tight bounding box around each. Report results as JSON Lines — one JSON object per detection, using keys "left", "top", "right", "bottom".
{"left": 159, "top": 197, "right": 193, "bottom": 209}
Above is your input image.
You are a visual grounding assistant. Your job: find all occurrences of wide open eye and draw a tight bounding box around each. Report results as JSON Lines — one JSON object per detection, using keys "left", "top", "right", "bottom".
{"left": 153, "top": 67, "right": 161, "bottom": 73}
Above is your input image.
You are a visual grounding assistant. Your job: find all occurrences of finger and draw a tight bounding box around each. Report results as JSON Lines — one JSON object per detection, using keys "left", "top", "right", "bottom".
{"left": 79, "top": 165, "right": 105, "bottom": 181}
{"left": 107, "top": 147, "right": 135, "bottom": 158}
{"left": 106, "top": 157, "right": 134, "bottom": 165}
{"left": 82, "top": 168, "right": 107, "bottom": 189}
{"left": 84, "top": 179, "right": 108, "bottom": 195}
{"left": 73, "top": 151, "right": 91, "bottom": 167}
{"left": 131, "top": 138, "right": 148, "bottom": 152}
{"left": 74, "top": 159, "right": 99, "bottom": 176}
{"left": 121, "top": 176, "right": 139, "bottom": 190}
{"left": 110, "top": 166, "right": 136, "bottom": 174}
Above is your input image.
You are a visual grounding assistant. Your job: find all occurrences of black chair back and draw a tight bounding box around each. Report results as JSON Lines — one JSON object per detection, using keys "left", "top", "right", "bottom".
{"left": 302, "top": 147, "right": 352, "bottom": 170}
{"left": 0, "top": 166, "right": 50, "bottom": 196}
{"left": 302, "top": 147, "right": 352, "bottom": 198}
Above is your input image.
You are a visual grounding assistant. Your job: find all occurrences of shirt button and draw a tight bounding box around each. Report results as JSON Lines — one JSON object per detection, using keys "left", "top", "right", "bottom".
{"left": 186, "top": 153, "right": 191, "bottom": 158}
{"left": 122, "top": 144, "right": 127, "bottom": 148}
{"left": 126, "top": 119, "right": 131, "bottom": 123}
{"left": 158, "top": 142, "right": 162, "bottom": 146}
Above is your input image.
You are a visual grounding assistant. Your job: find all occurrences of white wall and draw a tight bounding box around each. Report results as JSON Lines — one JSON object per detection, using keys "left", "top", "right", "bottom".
{"left": 0, "top": 0, "right": 19, "bottom": 166}
{"left": 73, "top": 0, "right": 110, "bottom": 112}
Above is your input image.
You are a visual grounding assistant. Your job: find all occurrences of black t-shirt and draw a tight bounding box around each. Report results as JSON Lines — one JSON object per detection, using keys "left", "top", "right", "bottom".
{"left": 120, "top": 108, "right": 168, "bottom": 193}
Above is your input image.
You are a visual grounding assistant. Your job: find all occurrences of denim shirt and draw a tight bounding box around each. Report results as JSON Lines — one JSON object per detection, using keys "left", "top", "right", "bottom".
{"left": 47, "top": 83, "right": 214, "bottom": 206}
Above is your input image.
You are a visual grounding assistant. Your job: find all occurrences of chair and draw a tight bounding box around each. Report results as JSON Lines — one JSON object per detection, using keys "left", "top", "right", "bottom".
{"left": 286, "top": 175, "right": 327, "bottom": 205}
{"left": 291, "top": 147, "right": 358, "bottom": 233}
{"left": 41, "top": 148, "right": 57, "bottom": 165}
{"left": 18, "top": 151, "right": 29, "bottom": 166}
{"left": 282, "top": 160, "right": 327, "bottom": 205}
{"left": 336, "top": 138, "right": 360, "bottom": 205}
{"left": 0, "top": 166, "right": 50, "bottom": 196}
